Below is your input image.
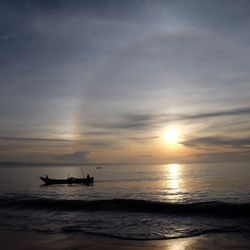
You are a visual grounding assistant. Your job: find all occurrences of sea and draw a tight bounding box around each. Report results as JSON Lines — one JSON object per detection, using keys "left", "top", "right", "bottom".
{"left": 0, "top": 163, "right": 250, "bottom": 240}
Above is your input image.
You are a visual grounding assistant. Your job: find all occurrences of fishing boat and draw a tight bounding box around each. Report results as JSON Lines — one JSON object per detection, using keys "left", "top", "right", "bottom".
{"left": 40, "top": 176, "right": 94, "bottom": 185}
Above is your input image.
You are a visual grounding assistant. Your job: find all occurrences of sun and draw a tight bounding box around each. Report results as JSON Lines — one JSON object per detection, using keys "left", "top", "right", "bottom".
{"left": 165, "top": 127, "right": 180, "bottom": 144}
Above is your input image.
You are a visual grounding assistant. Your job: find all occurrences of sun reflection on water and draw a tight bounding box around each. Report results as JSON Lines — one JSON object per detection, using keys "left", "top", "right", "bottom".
{"left": 168, "top": 164, "right": 181, "bottom": 191}
{"left": 164, "top": 164, "right": 183, "bottom": 201}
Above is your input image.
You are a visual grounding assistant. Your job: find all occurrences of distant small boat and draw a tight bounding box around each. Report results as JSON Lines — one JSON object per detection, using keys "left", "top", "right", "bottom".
{"left": 96, "top": 166, "right": 102, "bottom": 169}
{"left": 40, "top": 176, "right": 94, "bottom": 185}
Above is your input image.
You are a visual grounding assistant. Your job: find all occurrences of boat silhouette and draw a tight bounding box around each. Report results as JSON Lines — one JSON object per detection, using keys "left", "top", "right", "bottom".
{"left": 40, "top": 175, "right": 94, "bottom": 185}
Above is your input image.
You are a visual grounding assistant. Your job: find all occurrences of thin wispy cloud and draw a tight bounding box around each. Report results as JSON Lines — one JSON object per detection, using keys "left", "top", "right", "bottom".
{"left": 92, "top": 107, "right": 250, "bottom": 131}
{"left": 0, "top": 136, "right": 75, "bottom": 143}
{"left": 182, "top": 137, "right": 250, "bottom": 148}
{"left": 129, "top": 136, "right": 159, "bottom": 142}
{"left": 178, "top": 107, "right": 250, "bottom": 121}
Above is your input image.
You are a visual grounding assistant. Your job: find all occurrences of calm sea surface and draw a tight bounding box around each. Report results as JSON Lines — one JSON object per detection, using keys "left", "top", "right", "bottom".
{"left": 0, "top": 163, "right": 250, "bottom": 239}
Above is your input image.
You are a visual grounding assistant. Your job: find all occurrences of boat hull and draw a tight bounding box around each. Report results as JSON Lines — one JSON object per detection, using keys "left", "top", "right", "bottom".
{"left": 40, "top": 177, "right": 94, "bottom": 185}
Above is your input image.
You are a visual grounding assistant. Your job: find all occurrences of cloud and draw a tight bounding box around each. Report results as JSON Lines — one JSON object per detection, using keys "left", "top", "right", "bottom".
{"left": 50, "top": 151, "right": 89, "bottom": 164}
{"left": 90, "top": 106, "right": 250, "bottom": 132}
{"left": 129, "top": 136, "right": 159, "bottom": 142}
{"left": 0, "top": 135, "right": 119, "bottom": 151}
{"left": 115, "top": 113, "right": 156, "bottom": 130}
{"left": 0, "top": 33, "right": 18, "bottom": 41}
{"left": 178, "top": 107, "right": 250, "bottom": 121}
{"left": 0, "top": 136, "right": 75, "bottom": 143}
{"left": 182, "top": 136, "right": 250, "bottom": 148}
{"left": 84, "top": 140, "right": 115, "bottom": 147}
{"left": 82, "top": 131, "right": 114, "bottom": 136}
{"left": 89, "top": 113, "right": 157, "bottom": 131}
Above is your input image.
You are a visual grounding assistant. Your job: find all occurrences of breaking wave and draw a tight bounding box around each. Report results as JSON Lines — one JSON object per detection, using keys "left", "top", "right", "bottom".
{"left": 1, "top": 196, "right": 250, "bottom": 217}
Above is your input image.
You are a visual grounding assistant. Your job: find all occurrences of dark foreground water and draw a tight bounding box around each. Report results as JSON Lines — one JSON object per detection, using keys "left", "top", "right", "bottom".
{"left": 0, "top": 163, "right": 250, "bottom": 240}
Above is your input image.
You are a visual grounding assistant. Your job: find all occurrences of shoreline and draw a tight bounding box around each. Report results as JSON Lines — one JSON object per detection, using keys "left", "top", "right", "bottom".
{"left": 1, "top": 230, "right": 250, "bottom": 250}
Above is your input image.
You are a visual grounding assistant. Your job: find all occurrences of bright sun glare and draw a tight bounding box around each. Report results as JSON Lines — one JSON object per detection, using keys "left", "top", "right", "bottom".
{"left": 165, "top": 128, "right": 180, "bottom": 144}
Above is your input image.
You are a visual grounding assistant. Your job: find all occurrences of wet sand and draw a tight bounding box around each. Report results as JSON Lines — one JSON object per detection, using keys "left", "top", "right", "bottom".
{"left": 1, "top": 231, "right": 250, "bottom": 250}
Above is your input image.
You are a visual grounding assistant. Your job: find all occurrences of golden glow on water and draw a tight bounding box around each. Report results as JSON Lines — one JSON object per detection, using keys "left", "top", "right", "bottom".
{"left": 164, "top": 164, "right": 183, "bottom": 201}
{"left": 169, "top": 163, "right": 180, "bottom": 176}
{"left": 168, "top": 164, "right": 181, "bottom": 192}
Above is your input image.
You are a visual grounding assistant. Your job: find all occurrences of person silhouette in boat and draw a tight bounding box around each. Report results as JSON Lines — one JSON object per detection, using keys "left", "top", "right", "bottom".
{"left": 45, "top": 174, "right": 48, "bottom": 179}
{"left": 87, "top": 174, "right": 91, "bottom": 182}
{"left": 86, "top": 174, "right": 94, "bottom": 184}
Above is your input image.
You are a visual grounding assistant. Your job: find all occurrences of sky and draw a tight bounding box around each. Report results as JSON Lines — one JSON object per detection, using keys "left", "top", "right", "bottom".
{"left": 0, "top": 0, "right": 250, "bottom": 164}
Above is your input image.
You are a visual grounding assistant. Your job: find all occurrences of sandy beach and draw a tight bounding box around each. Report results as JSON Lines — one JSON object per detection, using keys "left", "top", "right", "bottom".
{"left": 1, "top": 231, "right": 250, "bottom": 250}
